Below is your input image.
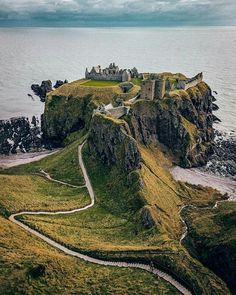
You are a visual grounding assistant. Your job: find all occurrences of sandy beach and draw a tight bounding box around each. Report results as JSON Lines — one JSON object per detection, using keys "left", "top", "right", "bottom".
{"left": 0, "top": 150, "right": 59, "bottom": 169}
{"left": 171, "top": 166, "right": 236, "bottom": 201}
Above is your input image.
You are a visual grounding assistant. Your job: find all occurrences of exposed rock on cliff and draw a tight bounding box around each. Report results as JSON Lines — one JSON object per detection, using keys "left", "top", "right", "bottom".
{"left": 31, "top": 80, "right": 52, "bottom": 102}
{"left": 0, "top": 117, "right": 42, "bottom": 155}
{"left": 42, "top": 80, "right": 139, "bottom": 146}
{"left": 54, "top": 80, "right": 68, "bottom": 89}
{"left": 87, "top": 113, "right": 141, "bottom": 171}
{"left": 130, "top": 82, "right": 216, "bottom": 167}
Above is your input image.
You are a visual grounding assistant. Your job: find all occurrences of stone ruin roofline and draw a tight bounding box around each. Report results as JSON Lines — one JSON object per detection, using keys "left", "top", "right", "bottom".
{"left": 85, "top": 63, "right": 139, "bottom": 83}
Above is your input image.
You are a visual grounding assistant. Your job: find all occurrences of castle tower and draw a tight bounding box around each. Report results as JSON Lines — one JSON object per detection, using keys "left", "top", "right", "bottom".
{"left": 154, "top": 77, "right": 166, "bottom": 100}
{"left": 140, "top": 80, "right": 155, "bottom": 100}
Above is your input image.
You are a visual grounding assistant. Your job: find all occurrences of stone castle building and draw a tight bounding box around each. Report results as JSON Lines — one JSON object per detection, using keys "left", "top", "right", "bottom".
{"left": 140, "top": 77, "right": 166, "bottom": 100}
{"left": 85, "top": 63, "right": 138, "bottom": 82}
{"left": 141, "top": 72, "right": 203, "bottom": 101}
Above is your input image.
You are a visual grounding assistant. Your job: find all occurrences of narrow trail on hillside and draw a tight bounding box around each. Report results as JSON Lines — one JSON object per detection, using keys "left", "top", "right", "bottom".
{"left": 9, "top": 142, "right": 191, "bottom": 295}
{"left": 179, "top": 197, "right": 235, "bottom": 243}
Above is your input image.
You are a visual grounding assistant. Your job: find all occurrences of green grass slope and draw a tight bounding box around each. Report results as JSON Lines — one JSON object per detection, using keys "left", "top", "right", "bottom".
{"left": 19, "top": 141, "right": 230, "bottom": 295}
{"left": 3, "top": 138, "right": 85, "bottom": 186}
{"left": 0, "top": 216, "right": 179, "bottom": 295}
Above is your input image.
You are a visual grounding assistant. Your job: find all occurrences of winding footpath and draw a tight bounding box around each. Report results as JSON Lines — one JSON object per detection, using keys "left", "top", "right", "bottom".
{"left": 9, "top": 142, "right": 191, "bottom": 295}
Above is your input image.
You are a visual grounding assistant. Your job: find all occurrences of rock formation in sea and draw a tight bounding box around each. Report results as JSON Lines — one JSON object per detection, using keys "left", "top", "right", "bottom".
{"left": 31, "top": 80, "right": 53, "bottom": 102}
{"left": 0, "top": 116, "right": 42, "bottom": 155}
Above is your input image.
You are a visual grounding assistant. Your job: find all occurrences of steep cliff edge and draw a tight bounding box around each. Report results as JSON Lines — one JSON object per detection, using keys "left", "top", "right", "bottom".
{"left": 88, "top": 114, "right": 141, "bottom": 171}
{"left": 129, "top": 82, "right": 215, "bottom": 167}
{"left": 42, "top": 77, "right": 216, "bottom": 169}
{"left": 42, "top": 79, "right": 139, "bottom": 146}
{"left": 84, "top": 112, "right": 229, "bottom": 295}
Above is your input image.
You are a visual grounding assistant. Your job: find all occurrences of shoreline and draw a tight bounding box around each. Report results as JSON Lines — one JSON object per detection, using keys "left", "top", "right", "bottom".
{"left": 170, "top": 166, "right": 236, "bottom": 200}
{"left": 0, "top": 149, "right": 59, "bottom": 168}
{"left": 1, "top": 147, "right": 235, "bottom": 201}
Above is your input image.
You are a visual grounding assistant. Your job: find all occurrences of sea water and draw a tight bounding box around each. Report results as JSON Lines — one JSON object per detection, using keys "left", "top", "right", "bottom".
{"left": 0, "top": 26, "right": 235, "bottom": 133}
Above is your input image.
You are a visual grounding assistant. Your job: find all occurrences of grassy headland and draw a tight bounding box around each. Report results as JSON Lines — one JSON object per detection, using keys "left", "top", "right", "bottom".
{"left": 18, "top": 141, "right": 229, "bottom": 294}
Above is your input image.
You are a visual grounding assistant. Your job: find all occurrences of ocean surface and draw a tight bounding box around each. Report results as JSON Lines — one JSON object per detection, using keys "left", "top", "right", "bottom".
{"left": 0, "top": 27, "right": 235, "bottom": 134}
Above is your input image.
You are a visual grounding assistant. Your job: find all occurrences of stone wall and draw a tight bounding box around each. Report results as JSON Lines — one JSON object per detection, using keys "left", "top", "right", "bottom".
{"left": 184, "top": 76, "right": 203, "bottom": 90}
{"left": 154, "top": 78, "right": 166, "bottom": 99}
{"left": 177, "top": 73, "right": 203, "bottom": 91}
{"left": 141, "top": 78, "right": 166, "bottom": 101}
{"left": 140, "top": 80, "right": 155, "bottom": 100}
{"left": 86, "top": 72, "right": 125, "bottom": 82}
{"left": 85, "top": 64, "right": 132, "bottom": 82}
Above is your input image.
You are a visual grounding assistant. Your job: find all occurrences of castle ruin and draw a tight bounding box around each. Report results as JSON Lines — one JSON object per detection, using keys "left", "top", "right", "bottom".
{"left": 140, "top": 77, "right": 166, "bottom": 100}
{"left": 85, "top": 63, "right": 138, "bottom": 82}
{"left": 140, "top": 72, "right": 203, "bottom": 101}
{"left": 177, "top": 72, "right": 203, "bottom": 91}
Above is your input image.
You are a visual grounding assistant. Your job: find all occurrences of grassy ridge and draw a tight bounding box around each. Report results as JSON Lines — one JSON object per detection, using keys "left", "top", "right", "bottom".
{"left": 0, "top": 141, "right": 180, "bottom": 294}
{"left": 19, "top": 142, "right": 229, "bottom": 294}
{"left": 0, "top": 216, "right": 179, "bottom": 295}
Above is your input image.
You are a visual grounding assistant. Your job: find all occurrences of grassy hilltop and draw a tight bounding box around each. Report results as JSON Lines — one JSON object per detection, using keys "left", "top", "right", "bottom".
{"left": 0, "top": 75, "right": 234, "bottom": 294}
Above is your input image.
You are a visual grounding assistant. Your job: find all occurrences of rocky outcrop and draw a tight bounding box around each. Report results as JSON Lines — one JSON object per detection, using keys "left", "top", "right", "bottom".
{"left": 42, "top": 94, "right": 90, "bottom": 146}
{"left": 54, "top": 80, "right": 68, "bottom": 89}
{"left": 88, "top": 113, "right": 141, "bottom": 171}
{"left": 201, "top": 131, "right": 236, "bottom": 180}
{"left": 31, "top": 80, "right": 52, "bottom": 102}
{"left": 130, "top": 82, "right": 216, "bottom": 167}
{"left": 0, "top": 117, "right": 42, "bottom": 155}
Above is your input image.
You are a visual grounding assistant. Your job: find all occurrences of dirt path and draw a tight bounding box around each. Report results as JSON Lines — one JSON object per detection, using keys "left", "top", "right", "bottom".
{"left": 9, "top": 142, "right": 191, "bottom": 295}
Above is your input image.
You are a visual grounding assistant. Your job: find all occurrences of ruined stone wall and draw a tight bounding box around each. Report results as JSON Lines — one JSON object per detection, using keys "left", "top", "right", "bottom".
{"left": 140, "top": 80, "right": 155, "bottom": 100}
{"left": 184, "top": 77, "right": 203, "bottom": 90}
{"left": 154, "top": 78, "right": 166, "bottom": 99}
{"left": 86, "top": 72, "right": 123, "bottom": 82}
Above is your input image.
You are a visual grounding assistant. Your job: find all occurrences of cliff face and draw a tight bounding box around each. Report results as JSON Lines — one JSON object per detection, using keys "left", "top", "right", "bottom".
{"left": 42, "top": 78, "right": 216, "bottom": 168}
{"left": 130, "top": 82, "right": 215, "bottom": 167}
{"left": 42, "top": 94, "right": 91, "bottom": 146}
{"left": 42, "top": 80, "right": 140, "bottom": 146}
{"left": 88, "top": 114, "right": 141, "bottom": 171}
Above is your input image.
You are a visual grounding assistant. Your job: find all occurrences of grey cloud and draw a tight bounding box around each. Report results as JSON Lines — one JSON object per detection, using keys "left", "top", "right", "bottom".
{"left": 0, "top": 0, "right": 235, "bottom": 26}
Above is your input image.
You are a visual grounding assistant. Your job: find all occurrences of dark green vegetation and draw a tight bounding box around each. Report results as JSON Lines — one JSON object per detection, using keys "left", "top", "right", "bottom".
{"left": 183, "top": 202, "right": 236, "bottom": 294}
{"left": 0, "top": 141, "right": 179, "bottom": 295}
{"left": 131, "top": 77, "right": 142, "bottom": 86}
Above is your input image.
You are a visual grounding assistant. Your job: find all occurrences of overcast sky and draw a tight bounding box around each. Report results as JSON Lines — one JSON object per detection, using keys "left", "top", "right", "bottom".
{"left": 0, "top": 0, "right": 235, "bottom": 27}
